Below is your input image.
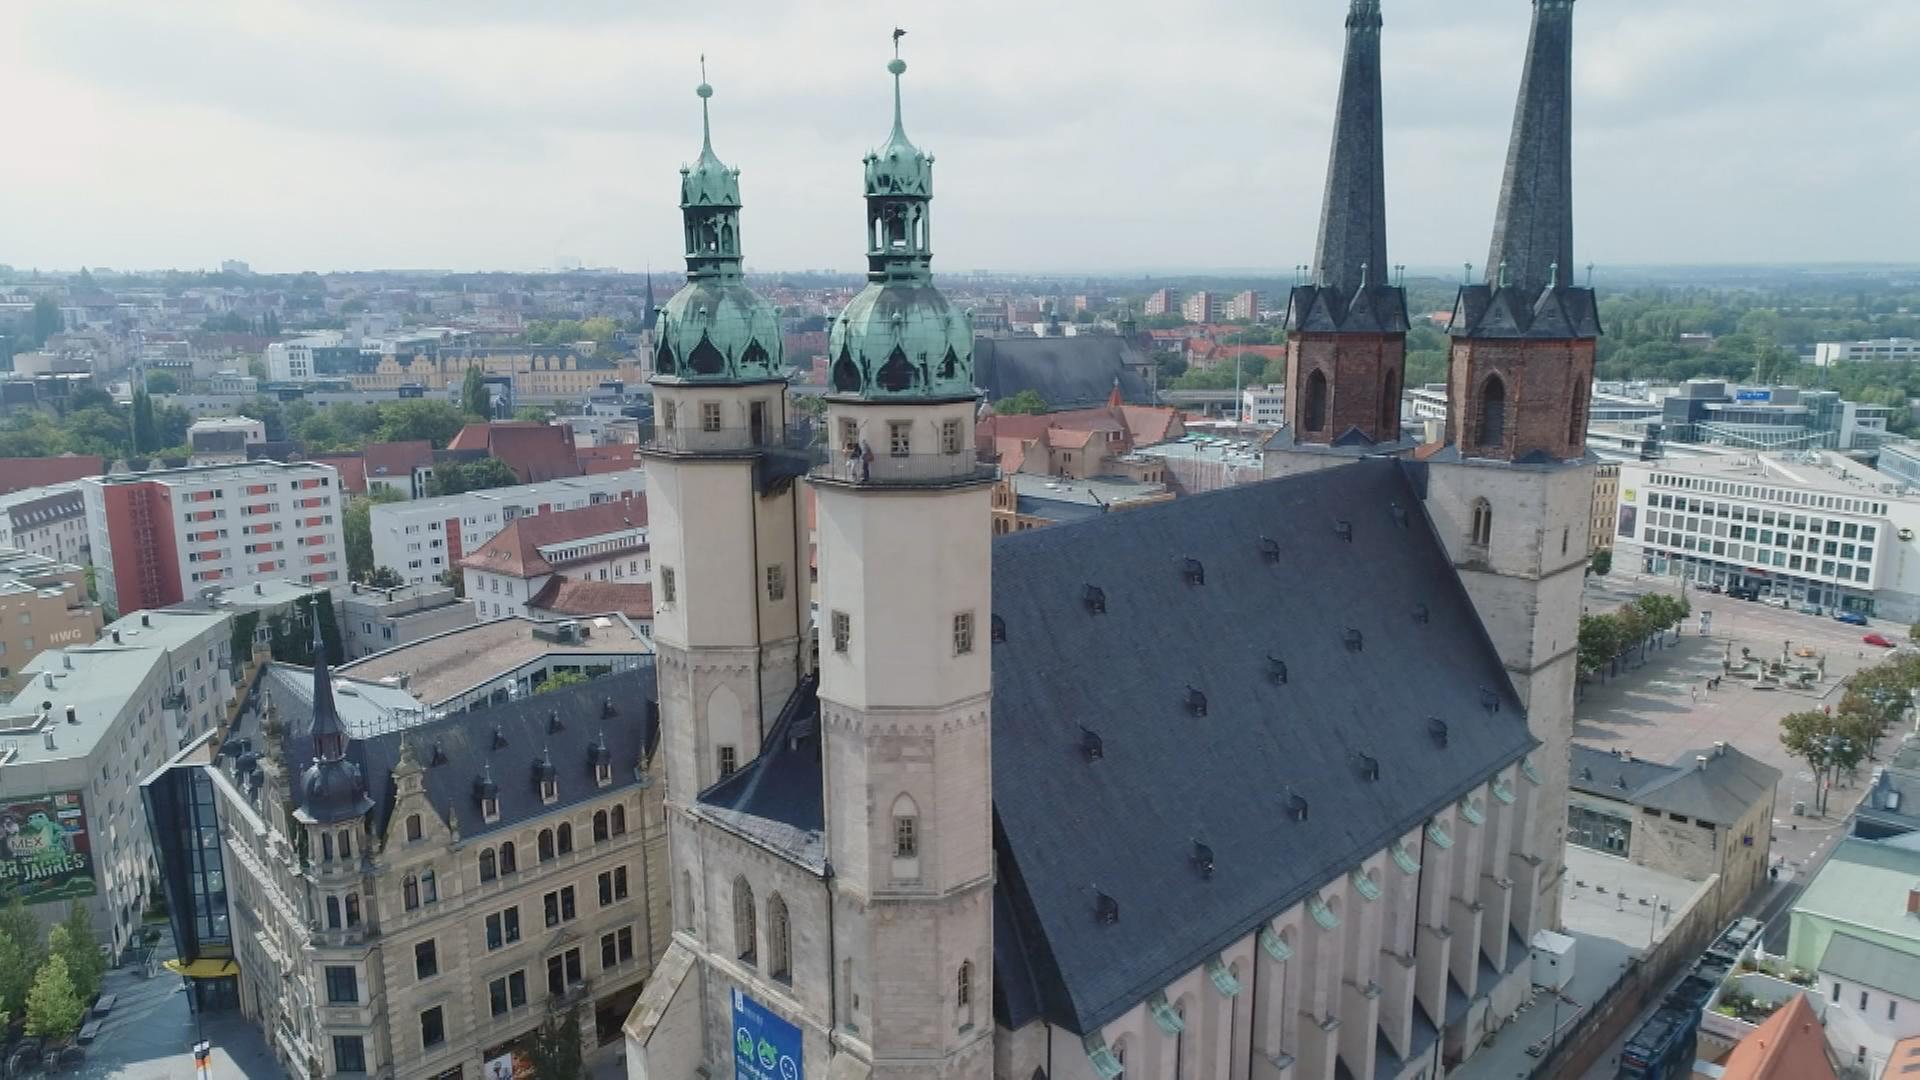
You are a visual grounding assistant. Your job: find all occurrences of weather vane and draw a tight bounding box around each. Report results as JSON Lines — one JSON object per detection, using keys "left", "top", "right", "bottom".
{"left": 700, "top": 53, "right": 707, "bottom": 80}
{"left": 892, "top": 27, "right": 906, "bottom": 57}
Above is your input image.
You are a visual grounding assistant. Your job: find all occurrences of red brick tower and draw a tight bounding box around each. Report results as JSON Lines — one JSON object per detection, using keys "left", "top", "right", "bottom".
{"left": 1445, "top": 0, "right": 1600, "bottom": 462}
{"left": 1283, "top": 0, "right": 1408, "bottom": 448}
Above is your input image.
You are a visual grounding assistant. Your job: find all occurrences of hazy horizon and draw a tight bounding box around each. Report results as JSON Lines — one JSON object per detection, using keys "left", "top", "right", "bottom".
{"left": 5, "top": 0, "right": 1917, "bottom": 274}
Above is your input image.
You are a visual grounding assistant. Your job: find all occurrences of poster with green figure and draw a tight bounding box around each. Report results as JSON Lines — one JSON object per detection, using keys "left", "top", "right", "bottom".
{"left": 0, "top": 791, "right": 94, "bottom": 903}
{"left": 730, "top": 987, "right": 802, "bottom": 1080}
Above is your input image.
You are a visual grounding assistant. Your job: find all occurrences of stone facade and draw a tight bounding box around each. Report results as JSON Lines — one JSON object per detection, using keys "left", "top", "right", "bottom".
{"left": 1590, "top": 462, "right": 1619, "bottom": 553}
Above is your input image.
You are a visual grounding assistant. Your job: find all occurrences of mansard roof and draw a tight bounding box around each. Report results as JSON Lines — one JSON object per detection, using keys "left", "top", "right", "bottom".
{"left": 989, "top": 457, "right": 1534, "bottom": 1034}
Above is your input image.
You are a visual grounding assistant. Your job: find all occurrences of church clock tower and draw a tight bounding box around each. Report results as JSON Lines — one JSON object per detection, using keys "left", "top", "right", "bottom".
{"left": 639, "top": 69, "right": 807, "bottom": 805}
{"left": 814, "top": 43, "right": 996, "bottom": 1080}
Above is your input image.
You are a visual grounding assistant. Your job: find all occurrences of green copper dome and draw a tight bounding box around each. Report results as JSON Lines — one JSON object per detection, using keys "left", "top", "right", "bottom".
{"left": 828, "top": 51, "right": 974, "bottom": 401}
{"left": 654, "top": 69, "right": 783, "bottom": 384}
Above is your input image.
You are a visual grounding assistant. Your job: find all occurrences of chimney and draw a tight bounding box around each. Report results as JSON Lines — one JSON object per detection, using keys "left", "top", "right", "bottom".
{"left": 1695, "top": 755, "right": 1709, "bottom": 771}
{"left": 1908, "top": 884, "right": 1920, "bottom": 916}
{"left": 112, "top": 630, "right": 121, "bottom": 645}
{"left": 65, "top": 706, "right": 77, "bottom": 725}
{"left": 142, "top": 614, "right": 151, "bottom": 627}
{"left": 255, "top": 582, "right": 264, "bottom": 596}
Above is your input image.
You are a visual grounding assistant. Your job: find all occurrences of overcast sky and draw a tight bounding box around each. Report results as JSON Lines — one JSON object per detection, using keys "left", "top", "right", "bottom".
{"left": 4, "top": 0, "right": 1916, "bottom": 276}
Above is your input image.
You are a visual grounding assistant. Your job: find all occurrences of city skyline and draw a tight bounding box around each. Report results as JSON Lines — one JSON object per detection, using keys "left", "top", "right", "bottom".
{"left": 4, "top": 0, "right": 1917, "bottom": 273}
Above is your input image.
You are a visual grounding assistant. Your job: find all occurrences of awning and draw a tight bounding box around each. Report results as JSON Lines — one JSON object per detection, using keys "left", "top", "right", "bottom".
{"left": 163, "top": 958, "right": 239, "bottom": 979}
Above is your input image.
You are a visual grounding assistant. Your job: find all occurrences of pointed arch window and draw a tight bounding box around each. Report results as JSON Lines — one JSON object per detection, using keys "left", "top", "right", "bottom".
{"left": 956, "top": 960, "right": 975, "bottom": 1031}
{"left": 891, "top": 793, "right": 921, "bottom": 882}
{"left": 689, "top": 333, "right": 726, "bottom": 376}
{"left": 733, "top": 877, "right": 757, "bottom": 965}
{"left": 831, "top": 347, "right": 862, "bottom": 393}
{"left": 937, "top": 347, "right": 960, "bottom": 381}
{"left": 740, "top": 340, "right": 770, "bottom": 370}
{"left": 768, "top": 893, "right": 792, "bottom": 984}
{"left": 878, "top": 346, "right": 916, "bottom": 393}
{"left": 1479, "top": 376, "right": 1507, "bottom": 449}
{"left": 654, "top": 340, "right": 676, "bottom": 376}
{"left": 1304, "top": 369, "right": 1329, "bottom": 432}
{"left": 1380, "top": 366, "right": 1401, "bottom": 436}
{"left": 1471, "top": 497, "right": 1493, "bottom": 549}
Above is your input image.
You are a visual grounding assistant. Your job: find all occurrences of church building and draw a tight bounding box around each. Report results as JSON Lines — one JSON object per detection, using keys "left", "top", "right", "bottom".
{"left": 629, "top": 2, "right": 1597, "bottom": 1078}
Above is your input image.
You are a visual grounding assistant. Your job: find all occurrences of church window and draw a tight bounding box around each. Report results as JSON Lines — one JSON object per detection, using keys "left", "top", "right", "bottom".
{"left": 405, "top": 813, "right": 422, "bottom": 842}
{"left": 953, "top": 612, "right": 975, "bottom": 656}
{"left": 700, "top": 402, "right": 723, "bottom": 433}
{"left": 1303, "top": 369, "right": 1329, "bottom": 432}
{"left": 661, "top": 400, "right": 676, "bottom": 431}
{"left": 940, "top": 418, "right": 962, "bottom": 455}
{"left": 888, "top": 421, "right": 912, "bottom": 458}
{"left": 733, "top": 877, "right": 757, "bottom": 965}
{"left": 956, "top": 960, "right": 974, "bottom": 1031}
{"left": 499, "top": 841, "right": 517, "bottom": 874}
{"left": 831, "top": 611, "right": 850, "bottom": 654}
{"left": 403, "top": 874, "right": 420, "bottom": 912}
{"left": 611, "top": 805, "right": 627, "bottom": 836}
{"left": 1478, "top": 376, "right": 1507, "bottom": 448}
{"left": 1471, "top": 498, "right": 1493, "bottom": 548}
{"left": 558, "top": 823, "right": 574, "bottom": 855}
{"left": 480, "top": 849, "right": 497, "bottom": 882}
{"left": 593, "top": 810, "right": 609, "bottom": 843}
{"left": 766, "top": 564, "right": 786, "bottom": 602}
{"left": 661, "top": 567, "right": 676, "bottom": 606}
{"left": 891, "top": 794, "right": 921, "bottom": 881}
{"left": 538, "top": 829, "right": 556, "bottom": 863}
{"left": 768, "top": 893, "right": 792, "bottom": 985}
{"left": 718, "top": 745, "right": 738, "bottom": 778}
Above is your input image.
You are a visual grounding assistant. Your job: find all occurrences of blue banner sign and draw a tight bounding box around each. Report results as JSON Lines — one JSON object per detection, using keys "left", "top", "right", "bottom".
{"left": 1735, "top": 389, "right": 1771, "bottom": 402}
{"left": 731, "top": 987, "right": 803, "bottom": 1080}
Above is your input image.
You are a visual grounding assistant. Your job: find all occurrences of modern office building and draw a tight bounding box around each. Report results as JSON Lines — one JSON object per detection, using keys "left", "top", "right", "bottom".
{"left": 1660, "top": 381, "right": 1895, "bottom": 452}
{"left": 0, "top": 606, "right": 235, "bottom": 952}
{"left": 82, "top": 461, "right": 348, "bottom": 615}
{"left": 1611, "top": 451, "right": 1920, "bottom": 619}
{"left": 334, "top": 579, "right": 478, "bottom": 660}
{"left": 0, "top": 549, "right": 104, "bottom": 688}
{"left": 370, "top": 472, "right": 644, "bottom": 587}
{"left": 1814, "top": 338, "right": 1920, "bottom": 366}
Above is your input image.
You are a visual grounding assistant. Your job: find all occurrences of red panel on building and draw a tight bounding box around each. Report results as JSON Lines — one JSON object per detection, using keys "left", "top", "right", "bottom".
{"left": 100, "top": 481, "right": 183, "bottom": 613}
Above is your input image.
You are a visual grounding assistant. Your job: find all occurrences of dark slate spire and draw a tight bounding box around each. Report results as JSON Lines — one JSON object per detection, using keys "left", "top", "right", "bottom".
{"left": 1285, "top": 0, "right": 1407, "bottom": 336}
{"left": 1312, "top": 0, "right": 1388, "bottom": 299}
{"left": 308, "top": 616, "right": 345, "bottom": 763}
{"left": 642, "top": 267, "right": 658, "bottom": 331}
{"left": 1486, "top": 0, "right": 1575, "bottom": 297}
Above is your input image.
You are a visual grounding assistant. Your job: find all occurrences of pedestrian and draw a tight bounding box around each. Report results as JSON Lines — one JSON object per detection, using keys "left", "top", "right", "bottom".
{"left": 1690, "top": 686, "right": 1698, "bottom": 703}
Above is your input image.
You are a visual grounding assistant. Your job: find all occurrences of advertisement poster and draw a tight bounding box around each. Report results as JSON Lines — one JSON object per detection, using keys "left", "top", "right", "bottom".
{"left": 0, "top": 791, "right": 93, "bottom": 903}
{"left": 1617, "top": 504, "right": 1638, "bottom": 539}
{"left": 731, "top": 987, "right": 802, "bottom": 1080}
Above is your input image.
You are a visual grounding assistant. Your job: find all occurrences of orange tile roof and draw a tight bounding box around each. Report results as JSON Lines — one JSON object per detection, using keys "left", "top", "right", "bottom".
{"left": 527, "top": 577, "right": 653, "bottom": 620}
{"left": 1719, "top": 994, "right": 1836, "bottom": 1080}
{"left": 306, "top": 454, "right": 367, "bottom": 494}
{"left": 459, "top": 496, "right": 648, "bottom": 579}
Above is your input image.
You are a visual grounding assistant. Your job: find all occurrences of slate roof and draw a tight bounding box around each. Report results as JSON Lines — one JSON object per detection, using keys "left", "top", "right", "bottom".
{"left": 1570, "top": 744, "right": 1778, "bottom": 828}
{"left": 1818, "top": 932, "right": 1920, "bottom": 1002}
{"left": 990, "top": 456, "right": 1534, "bottom": 1034}
{"left": 1312, "top": 0, "right": 1388, "bottom": 299}
{"left": 972, "top": 336, "right": 1153, "bottom": 411}
{"left": 239, "top": 664, "right": 658, "bottom": 840}
{"left": 695, "top": 674, "right": 825, "bottom": 870}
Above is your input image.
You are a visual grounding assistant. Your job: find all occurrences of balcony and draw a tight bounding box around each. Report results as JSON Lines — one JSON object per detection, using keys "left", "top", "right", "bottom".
{"left": 811, "top": 448, "right": 998, "bottom": 489}
{"left": 639, "top": 420, "right": 820, "bottom": 458}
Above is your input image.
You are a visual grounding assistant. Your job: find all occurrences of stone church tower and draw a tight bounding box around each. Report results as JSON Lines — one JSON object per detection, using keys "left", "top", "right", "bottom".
{"left": 640, "top": 71, "right": 807, "bottom": 803}
{"left": 815, "top": 47, "right": 996, "bottom": 1079}
{"left": 1425, "top": 0, "right": 1599, "bottom": 935}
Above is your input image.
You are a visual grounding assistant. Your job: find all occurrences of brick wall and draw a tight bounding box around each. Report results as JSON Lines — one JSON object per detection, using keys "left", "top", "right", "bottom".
{"left": 1446, "top": 337, "right": 1596, "bottom": 461}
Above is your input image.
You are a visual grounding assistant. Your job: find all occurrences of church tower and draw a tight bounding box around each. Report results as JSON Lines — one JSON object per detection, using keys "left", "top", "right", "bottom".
{"left": 814, "top": 43, "right": 995, "bottom": 1080}
{"left": 638, "top": 68, "right": 807, "bottom": 807}
{"left": 1424, "top": 0, "right": 1599, "bottom": 935}
{"left": 1267, "top": 0, "right": 1411, "bottom": 477}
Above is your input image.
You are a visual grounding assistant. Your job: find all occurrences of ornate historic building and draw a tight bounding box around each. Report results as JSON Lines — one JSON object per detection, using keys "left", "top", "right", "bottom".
{"left": 629, "top": 4, "right": 1600, "bottom": 1078}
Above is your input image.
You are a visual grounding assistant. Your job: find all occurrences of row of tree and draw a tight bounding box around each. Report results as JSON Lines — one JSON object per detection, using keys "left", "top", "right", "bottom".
{"left": 0, "top": 387, "right": 191, "bottom": 461}
{"left": 1780, "top": 652, "right": 1920, "bottom": 812}
{"left": 1577, "top": 592, "right": 1693, "bottom": 679}
{"left": 0, "top": 902, "right": 108, "bottom": 1040}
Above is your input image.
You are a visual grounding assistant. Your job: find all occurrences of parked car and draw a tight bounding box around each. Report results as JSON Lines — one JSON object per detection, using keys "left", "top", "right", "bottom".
{"left": 1835, "top": 611, "right": 1869, "bottom": 626}
{"left": 1761, "top": 595, "right": 1791, "bottom": 609}
{"left": 1797, "top": 603, "right": 1824, "bottom": 616}
{"left": 1728, "top": 586, "right": 1758, "bottom": 600}
{"left": 1865, "top": 633, "right": 1895, "bottom": 648}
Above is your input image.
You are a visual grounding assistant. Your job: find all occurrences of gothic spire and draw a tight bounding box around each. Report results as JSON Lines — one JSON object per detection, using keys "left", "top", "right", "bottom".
{"left": 1485, "top": 0, "right": 1576, "bottom": 296}
{"left": 308, "top": 614, "right": 346, "bottom": 763}
{"left": 1311, "top": 0, "right": 1388, "bottom": 298}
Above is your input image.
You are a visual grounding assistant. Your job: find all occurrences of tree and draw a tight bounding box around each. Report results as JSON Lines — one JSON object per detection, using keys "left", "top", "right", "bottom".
{"left": 525, "top": 1005, "right": 586, "bottom": 1080}
{"left": 514, "top": 406, "right": 556, "bottom": 423}
{"left": 429, "top": 457, "right": 520, "bottom": 497}
{"left": 1577, "top": 613, "right": 1625, "bottom": 678}
{"left": 1780, "top": 707, "right": 1876, "bottom": 814}
{"left": 1589, "top": 549, "right": 1612, "bottom": 576}
{"left": 365, "top": 566, "right": 406, "bottom": 589}
{"left": 378, "top": 400, "right": 469, "bottom": 447}
{"left": 144, "top": 370, "right": 180, "bottom": 394}
{"left": 49, "top": 904, "right": 104, "bottom": 1003}
{"left": 462, "top": 366, "right": 491, "bottom": 419}
{"left": 0, "top": 918, "right": 39, "bottom": 1023}
{"left": 1910, "top": 622, "right": 1920, "bottom": 643}
{"left": 343, "top": 489, "right": 406, "bottom": 581}
{"left": 131, "top": 388, "right": 158, "bottom": 453}
{"left": 28, "top": 297, "right": 62, "bottom": 348}
{"left": 536, "top": 670, "right": 591, "bottom": 695}
{"left": 24, "top": 955, "right": 84, "bottom": 1039}
{"left": 996, "top": 390, "right": 1049, "bottom": 416}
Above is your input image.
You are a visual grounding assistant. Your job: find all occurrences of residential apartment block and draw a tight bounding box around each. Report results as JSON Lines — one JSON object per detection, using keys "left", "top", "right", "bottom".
{"left": 82, "top": 461, "right": 347, "bottom": 614}
{"left": 0, "top": 482, "right": 90, "bottom": 565}
{"left": 0, "top": 549, "right": 103, "bottom": 689}
{"left": 460, "top": 498, "right": 649, "bottom": 622}
{"left": 371, "top": 471, "right": 644, "bottom": 587}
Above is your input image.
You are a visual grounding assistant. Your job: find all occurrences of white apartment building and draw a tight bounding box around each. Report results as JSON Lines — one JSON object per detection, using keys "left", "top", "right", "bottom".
{"left": 459, "top": 500, "right": 649, "bottom": 622}
{"left": 81, "top": 461, "right": 348, "bottom": 615}
{"left": 0, "top": 483, "right": 90, "bottom": 565}
{"left": 371, "top": 472, "right": 645, "bottom": 587}
{"left": 1240, "top": 383, "right": 1285, "bottom": 426}
{"left": 1814, "top": 338, "right": 1920, "bottom": 366}
{"left": 263, "top": 332, "right": 344, "bottom": 381}
{"left": 1611, "top": 452, "right": 1920, "bottom": 621}
{"left": 0, "top": 607, "right": 235, "bottom": 952}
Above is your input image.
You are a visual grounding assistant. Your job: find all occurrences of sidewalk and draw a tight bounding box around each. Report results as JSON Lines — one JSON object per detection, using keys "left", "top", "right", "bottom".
{"left": 73, "top": 941, "right": 283, "bottom": 1079}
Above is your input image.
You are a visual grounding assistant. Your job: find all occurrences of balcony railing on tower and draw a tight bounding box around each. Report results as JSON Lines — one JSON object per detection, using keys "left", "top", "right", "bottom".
{"left": 810, "top": 444, "right": 999, "bottom": 487}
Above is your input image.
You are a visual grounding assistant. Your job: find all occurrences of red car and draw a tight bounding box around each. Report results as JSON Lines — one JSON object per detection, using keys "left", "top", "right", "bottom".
{"left": 1864, "top": 633, "right": 1895, "bottom": 648}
